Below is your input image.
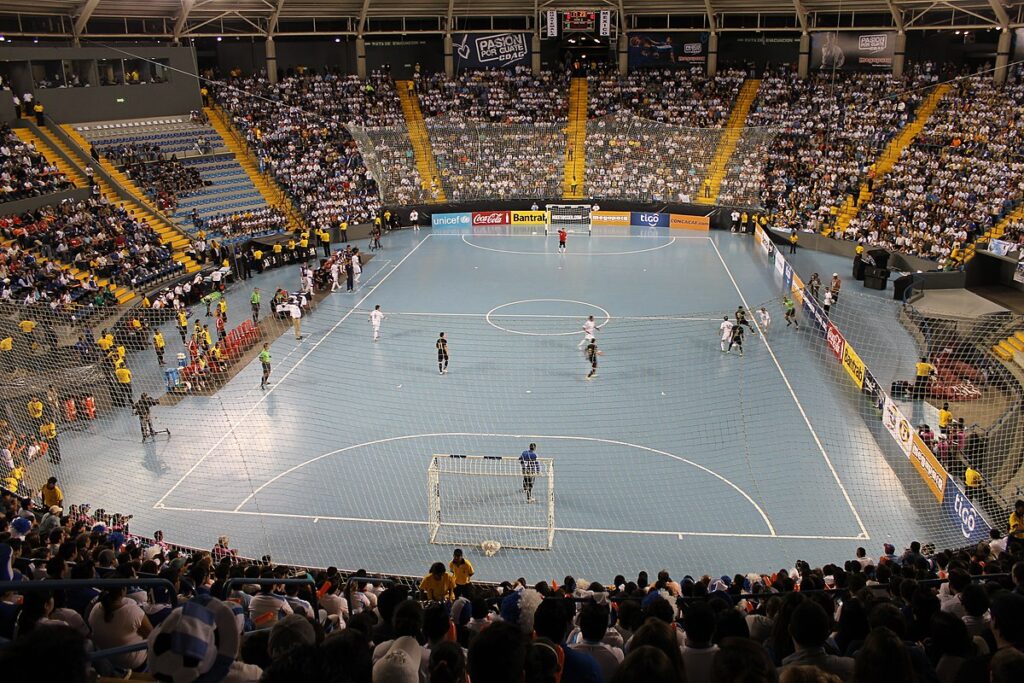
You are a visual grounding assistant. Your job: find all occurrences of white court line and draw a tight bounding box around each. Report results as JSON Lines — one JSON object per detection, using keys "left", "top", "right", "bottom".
{"left": 154, "top": 234, "right": 433, "bottom": 509}
{"left": 460, "top": 234, "right": 678, "bottom": 256}
{"left": 486, "top": 299, "right": 611, "bottom": 337}
{"left": 153, "top": 505, "right": 862, "bottom": 541}
{"left": 229, "top": 431, "right": 777, "bottom": 536}
{"left": 381, "top": 312, "right": 722, "bottom": 321}
{"left": 233, "top": 259, "right": 394, "bottom": 402}
{"left": 709, "top": 238, "right": 870, "bottom": 540}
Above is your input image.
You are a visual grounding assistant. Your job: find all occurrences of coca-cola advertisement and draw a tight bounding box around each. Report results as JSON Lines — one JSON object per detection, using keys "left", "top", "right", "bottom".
{"left": 472, "top": 211, "right": 511, "bottom": 226}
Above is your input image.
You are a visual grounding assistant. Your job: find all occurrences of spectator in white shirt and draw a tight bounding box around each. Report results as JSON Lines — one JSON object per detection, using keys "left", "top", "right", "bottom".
{"left": 87, "top": 586, "right": 153, "bottom": 670}
{"left": 569, "top": 602, "right": 623, "bottom": 682}
{"left": 680, "top": 601, "right": 719, "bottom": 683}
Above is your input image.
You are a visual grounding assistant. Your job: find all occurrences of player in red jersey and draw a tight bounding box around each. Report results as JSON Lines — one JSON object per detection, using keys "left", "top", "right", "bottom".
{"left": 557, "top": 228, "right": 568, "bottom": 253}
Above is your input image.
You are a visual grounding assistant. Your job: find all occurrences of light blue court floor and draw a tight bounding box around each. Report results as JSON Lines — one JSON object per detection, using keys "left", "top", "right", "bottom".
{"left": 54, "top": 228, "right": 955, "bottom": 581}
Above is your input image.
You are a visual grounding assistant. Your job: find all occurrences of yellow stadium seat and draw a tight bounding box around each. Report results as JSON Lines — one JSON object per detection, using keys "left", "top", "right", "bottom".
{"left": 993, "top": 345, "right": 1012, "bottom": 360}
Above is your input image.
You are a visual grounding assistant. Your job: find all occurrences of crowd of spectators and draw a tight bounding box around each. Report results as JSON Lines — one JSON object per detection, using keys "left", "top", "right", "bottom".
{"left": 406, "top": 67, "right": 569, "bottom": 201}
{"left": 3, "top": 474, "right": 1024, "bottom": 683}
{"left": 581, "top": 67, "right": 747, "bottom": 201}
{"left": 585, "top": 114, "right": 720, "bottom": 202}
{"left": 839, "top": 71, "right": 1024, "bottom": 263}
{"left": 353, "top": 127, "right": 433, "bottom": 206}
{"left": 429, "top": 121, "right": 566, "bottom": 201}
{"left": 719, "top": 67, "right": 933, "bottom": 223}
{"left": 216, "top": 71, "right": 401, "bottom": 234}
{"left": 101, "top": 143, "right": 208, "bottom": 214}
{"left": 587, "top": 66, "right": 746, "bottom": 127}
{"left": 416, "top": 66, "right": 568, "bottom": 123}
{"left": 0, "top": 126, "right": 73, "bottom": 203}
{"left": 0, "top": 197, "right": 179, "bottom": 290}
{"left": 196, "top": 207, "right": 289, "bottom": 240}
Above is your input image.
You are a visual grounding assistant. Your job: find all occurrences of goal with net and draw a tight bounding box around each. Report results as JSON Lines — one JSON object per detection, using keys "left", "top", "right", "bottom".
{"left": 545, "top": 203, "right": 592, "bottom": 235}
{"left": 427, "top": 454, "right": 555, "bottom": 551}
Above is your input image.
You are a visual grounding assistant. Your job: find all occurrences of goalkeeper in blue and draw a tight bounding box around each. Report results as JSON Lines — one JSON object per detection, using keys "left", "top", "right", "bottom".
{"left": 520, "top": 443, "right": 539, "bottom": 503}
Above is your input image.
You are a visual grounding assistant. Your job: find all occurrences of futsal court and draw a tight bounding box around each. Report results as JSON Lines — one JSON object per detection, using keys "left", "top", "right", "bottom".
{"left": 57, "top": 227, "right": 948, "bottom": 581}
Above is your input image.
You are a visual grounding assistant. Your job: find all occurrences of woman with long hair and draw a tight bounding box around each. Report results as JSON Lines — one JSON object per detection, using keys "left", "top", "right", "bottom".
{"left": 87, "top": 586, "right": 152, "bottom": 670}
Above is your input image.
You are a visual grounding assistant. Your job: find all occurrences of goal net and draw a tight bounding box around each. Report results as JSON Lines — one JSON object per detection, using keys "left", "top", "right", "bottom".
{"left": 545, "top": 203, "right": 592, "bottom": 235}
{"left": 428, "top": 454, "right": 555, "bottom": 550}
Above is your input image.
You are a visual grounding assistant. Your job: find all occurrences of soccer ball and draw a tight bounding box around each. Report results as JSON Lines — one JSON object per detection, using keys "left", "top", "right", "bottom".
{"left": 481, "top": 540, "right": 502, "bottom": 557}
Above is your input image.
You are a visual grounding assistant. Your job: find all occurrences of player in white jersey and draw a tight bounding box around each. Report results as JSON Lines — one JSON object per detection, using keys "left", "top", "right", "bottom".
{"left": 330, "top": 260, "right": 341, "bottom": 292}
{"left": 757, "top": 306, "right": 771, "bottom": 335}
{"left": 719, "top": 316, "right": 734, "bottom": 353}
{"left": 577, "top": 315, "right": 602, "bottom": 349}
{"left": 368, "top": 305, "right": 385, "bottom": 341}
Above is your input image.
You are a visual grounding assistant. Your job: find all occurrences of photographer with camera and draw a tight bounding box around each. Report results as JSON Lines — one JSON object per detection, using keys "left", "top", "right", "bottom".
{"left": 133, "top": 393, "right": 160, "bottom": 441}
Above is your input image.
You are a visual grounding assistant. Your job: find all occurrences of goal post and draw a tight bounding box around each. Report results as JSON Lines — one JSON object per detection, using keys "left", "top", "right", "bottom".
{"left": 427, "top": 454, "right": 555, "bottom": 550}
{"left": 545, "top": 204, "right": 592, "bottom": 236}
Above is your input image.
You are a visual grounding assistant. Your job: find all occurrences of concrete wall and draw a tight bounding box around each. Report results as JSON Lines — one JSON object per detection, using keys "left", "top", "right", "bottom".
{"left": 0, "top": 90, "right": 15, "bottom": 124}
{"left": 0, "top": 46, "right": 201, "bottom": 123}
{"left": 769, "top": 228, "right": 938, "bottom": 272}
{"left": 0, "top": 188, "right": 91, "bottom": 215}
{"left": 966, "top": 250, "right": 1024, "bottom": 292}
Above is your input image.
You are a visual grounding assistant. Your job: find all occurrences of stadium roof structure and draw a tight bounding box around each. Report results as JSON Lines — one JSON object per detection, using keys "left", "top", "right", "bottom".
{"left": 0, "top": 1, "right": 1021, "bottom": 40}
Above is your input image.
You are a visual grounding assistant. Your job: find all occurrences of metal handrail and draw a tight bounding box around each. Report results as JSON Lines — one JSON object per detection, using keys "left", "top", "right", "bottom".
{"left": 0, "top": 578, "right": 178, "bottom": 606}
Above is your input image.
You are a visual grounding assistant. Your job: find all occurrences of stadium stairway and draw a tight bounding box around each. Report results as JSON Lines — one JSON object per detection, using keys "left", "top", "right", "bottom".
{"left": 12, "top": 127, "right": 87, "bottom": 188}
{"left": 204, "top": 106, "right": 308, "bottom": 233}
{"left": 991, "top": 330, "right": 1024, "bottom": 363}
{"left": 563, "top": 78, "right": 588, "bottom": 200}
{"left": 960, "top": 204, "right": 1024, "bottom": 264}
{"left": 695, "top": 78, "right": 761, "bottom": 206}
{"left": 52, "top": 124, "right": 202, "bottom": 290}
{"left": 9, "top": 126, "right": 157, "bottom": 304}
{"left": 396, "top": 80, "right": 446, "bottom": 202}
{"left": 825, "top": 83, "right": 951, "bottom": 237}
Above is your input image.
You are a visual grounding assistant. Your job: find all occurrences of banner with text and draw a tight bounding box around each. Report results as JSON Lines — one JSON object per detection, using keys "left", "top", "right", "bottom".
{"left": 591, "top": 210, "right": 632, "bottom": 227}
{"left": 452, "top": 33, "right": 531, "bottom": 69}
{"left": 669, "top": 214, "right": 710, "bottom": 231}
{"left": 510, "top": 210, "right": 549, "bottom": 226}
{"left": 630, "top": 211, "right": 670, "bottom": 228}
{"left": 810, "top": 31, "right": 896, "bottom": 71}
{"left": 431, "top": 212, "right": 473, "bottom": 229}
{"left": 752, "top": 224, "right": 990, "bottom": 531}
{"left": 628, "top": 33, "right": 708, "bottom": 67}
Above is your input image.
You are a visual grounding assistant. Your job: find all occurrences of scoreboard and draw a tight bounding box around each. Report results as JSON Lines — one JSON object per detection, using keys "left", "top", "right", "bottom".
{"left": 562, "top": 10, "right": 597, "bottom": 31}
{"left": 544, "top": 9, "right": 613, "bottom": 37}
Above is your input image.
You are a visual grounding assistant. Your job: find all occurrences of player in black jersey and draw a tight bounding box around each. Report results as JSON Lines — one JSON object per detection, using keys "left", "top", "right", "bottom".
{"left": 728, "top": 323, "right": 745, "bottom": 356}
{"left": 436, "top": 332, "right": 449, "bottom": 374}
{"left": 584, "top": 339, "right": 602, "bottom": 380}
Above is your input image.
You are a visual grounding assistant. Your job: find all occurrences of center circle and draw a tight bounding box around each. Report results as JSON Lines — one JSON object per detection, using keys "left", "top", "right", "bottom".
{"left": 485, "top": 299, "right": 611, "bottom": 337}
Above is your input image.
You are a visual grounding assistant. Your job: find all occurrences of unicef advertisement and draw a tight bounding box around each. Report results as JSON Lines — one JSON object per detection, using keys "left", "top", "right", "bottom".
{"left": 810, "top": 31, "right": 896, "bottom": 70}
{"left": 452, "top": 33, "right": 531, "bottom": 70}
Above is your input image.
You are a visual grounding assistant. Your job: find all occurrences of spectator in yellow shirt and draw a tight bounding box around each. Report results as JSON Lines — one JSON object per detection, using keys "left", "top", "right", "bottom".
{"left": 914, "top": 357, "right": 935, "bottom": 399}
{"left": 419, "top": 562, "right": 456, "bottom": 602}
{"left": 97, "top": 330, "right": 115, "bottom": 352}
{"left": 18, "top": 319, "right": 36, "bottom": 334}
{"left": 114, "top": 365, "right": 133, "bottom": 406}
{"left": 449, "top": 548, "right": 475, "bottom": 598}
{"left": 41, "top": 476, "right": 63, "bottom": 508}
{"left": 27, "top": 397, "right": 44, "bottom": 420}
{"left": 964, "top": 467, "right": 982, "bottom": 488}
{"left": 1009, "top": 500, "right": 1024, "bottom": 552}
{"left": 938, "top": 403, "right": 953, "bottom": 434}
